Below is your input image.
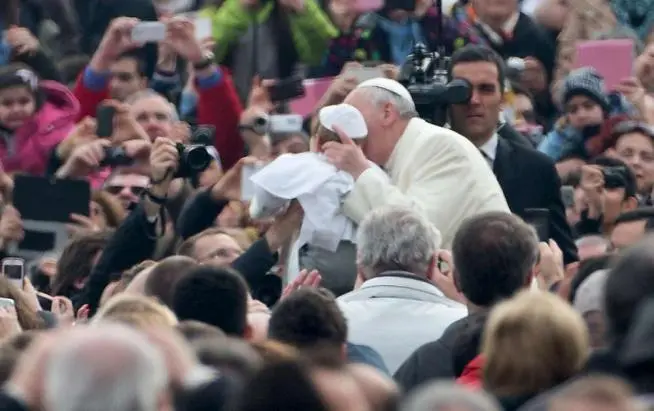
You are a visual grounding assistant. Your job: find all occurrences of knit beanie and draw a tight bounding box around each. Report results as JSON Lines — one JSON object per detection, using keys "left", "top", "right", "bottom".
{"left": 562, "top": 67, "right": 611, "bottom": 113}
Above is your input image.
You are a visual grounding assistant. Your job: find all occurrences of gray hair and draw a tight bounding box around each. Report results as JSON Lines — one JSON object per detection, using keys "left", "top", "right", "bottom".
{"left": 126, "top": 88, "right": 179, "bottom": 121}
{"left": 357, "top": 86, "right": 418, "bottom": 119}
{"left": 402, "top": 382, "right": 501, "bottom": 411}
{"left": 356, "top": 205, "right": 441, "bottom": 278}
{"left": 44, "top": 325, "right": 168, "bottom": 411}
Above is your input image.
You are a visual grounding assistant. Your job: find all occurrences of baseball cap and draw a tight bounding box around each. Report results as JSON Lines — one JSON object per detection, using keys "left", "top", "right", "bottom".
{"left": 318, "top": 104, "right": 368, "bottom": 139}
{"left": 356, "top": 78, "right": 415, "bottom": 109}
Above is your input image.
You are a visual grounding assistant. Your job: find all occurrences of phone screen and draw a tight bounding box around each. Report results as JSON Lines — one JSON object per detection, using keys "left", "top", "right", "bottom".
{"left": 561, "top": 186, "right": 575, "bottom": 208}
{"left": 2, "top": 260, "right": 24, "bottom": 288}
{"left": 96, "top": 105, "right": 116, "bottom": 138}
{"left": 523, "top": 208, "right": 550, "bottom": 242}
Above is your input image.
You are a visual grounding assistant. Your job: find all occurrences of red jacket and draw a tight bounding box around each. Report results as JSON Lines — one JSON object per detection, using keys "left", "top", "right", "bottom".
{"left": 72, "top": 67, "right": 244, "bottom": 171}
{"left": 456, "top": 354, "right": 485, "bottom": 390}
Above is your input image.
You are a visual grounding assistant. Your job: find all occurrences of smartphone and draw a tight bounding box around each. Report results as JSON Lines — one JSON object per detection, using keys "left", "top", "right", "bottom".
{"left": 96, "top": 105, "right": 116, "bottom": 138}
{"left": 267, "top": 76, "right": 306, "bottom": 103}
{"left": 561, "top": 185, "right": 575, "bottom": 208}
{"left": 269, "top": 114, "right": 304, "bottom": 134}
{"left": 522, "top": 208, "right": 550, "bottom": 242}
{"left": 241, "top": 164, "right": 262, "bottom": 201}
{"left": 346, "top": 66, "right": 384, "bottom": 83}
{"left": 131, "top": 22, "right": 166, "bottom": 43}
{"left": 2, "top": 258, "right": 24, "bottom": 289}
{"left": 0, "top": 298, "right": 14, "bottom": 309}
{"left": 194, "top": 16, "right": 212, "bottom": 40}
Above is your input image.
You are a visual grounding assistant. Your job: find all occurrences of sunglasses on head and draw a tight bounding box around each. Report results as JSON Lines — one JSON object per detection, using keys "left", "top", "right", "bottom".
{"left": 105, "top": 185, "right": 146, "bottom": 196}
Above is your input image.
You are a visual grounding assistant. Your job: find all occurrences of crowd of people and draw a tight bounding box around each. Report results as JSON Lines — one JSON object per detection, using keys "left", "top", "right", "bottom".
{"left": 1, "top": 0, "right": 654, "bottom": 410}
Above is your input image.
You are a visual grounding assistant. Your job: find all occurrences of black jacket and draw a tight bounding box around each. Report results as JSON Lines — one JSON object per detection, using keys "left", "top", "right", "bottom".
{"left": 493, "top": 137, "right": 578, "bottom": 264}
{"left": 393, "top": 316, "right": 472, "bottom": 392}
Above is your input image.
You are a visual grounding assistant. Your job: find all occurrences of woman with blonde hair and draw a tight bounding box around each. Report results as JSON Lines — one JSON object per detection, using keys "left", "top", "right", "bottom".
{"left": 93, "top": 294, "right": 178, "bottom": 329}
{"left": 481, "top": 291, "right": 590, "bottom": 411}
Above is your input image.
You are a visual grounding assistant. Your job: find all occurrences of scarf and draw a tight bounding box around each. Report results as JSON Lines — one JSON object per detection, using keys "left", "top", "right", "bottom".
{"left": 376, "top": 15, "right": 425, "bottom": 65}
{"left": 610, "top": 0, "right": 654, "bottom": 42}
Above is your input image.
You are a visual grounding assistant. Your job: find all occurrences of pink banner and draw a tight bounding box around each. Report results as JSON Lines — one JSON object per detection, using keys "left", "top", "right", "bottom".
{"left": 575, "top": 39, "right": 634, "bottom": 91}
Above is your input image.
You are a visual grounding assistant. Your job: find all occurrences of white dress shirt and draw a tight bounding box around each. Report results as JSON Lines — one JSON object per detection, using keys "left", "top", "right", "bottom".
{"left": 478, "top": 133, "right": 499, "bottom": 167}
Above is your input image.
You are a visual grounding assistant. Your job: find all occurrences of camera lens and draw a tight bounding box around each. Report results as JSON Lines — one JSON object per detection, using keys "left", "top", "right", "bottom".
{"left": 185, "top": 146, "right": 212, "bottom": 171}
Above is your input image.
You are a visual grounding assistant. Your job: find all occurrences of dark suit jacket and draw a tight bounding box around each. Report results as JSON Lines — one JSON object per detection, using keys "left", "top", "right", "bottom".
{"left": 493, "top": 137, "right": 578, "bottom": 264}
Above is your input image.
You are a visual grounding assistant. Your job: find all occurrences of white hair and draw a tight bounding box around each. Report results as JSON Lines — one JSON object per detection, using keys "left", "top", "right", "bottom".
{"left": 126, "top": 88, "right": 179, "bottom": 121}
{"left": 358, "top": 86, "right": 417, "bottom": 119}
{"left": 44, "top": 325, "right": 168, "bottom": 411}
{"left": 356, "top": 205, "right": 441, "bottom": 278}
{"left": 402, "top": 382, "right": 501, "bottom": 411}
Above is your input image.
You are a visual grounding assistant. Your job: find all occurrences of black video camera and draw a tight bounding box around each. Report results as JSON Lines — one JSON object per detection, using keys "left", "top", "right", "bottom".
{"left": 398, "top": 43, "right": 472, "bottom": 126}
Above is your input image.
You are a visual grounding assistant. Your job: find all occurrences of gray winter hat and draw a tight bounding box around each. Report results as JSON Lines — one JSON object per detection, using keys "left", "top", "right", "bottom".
{"left": 562, "top": 67, "right": 611, "bottom": 113}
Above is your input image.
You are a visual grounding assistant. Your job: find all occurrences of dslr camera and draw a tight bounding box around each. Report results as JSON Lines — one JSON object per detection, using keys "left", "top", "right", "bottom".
{"left": 602, "top": 166, "right": 627, "bottom": 189}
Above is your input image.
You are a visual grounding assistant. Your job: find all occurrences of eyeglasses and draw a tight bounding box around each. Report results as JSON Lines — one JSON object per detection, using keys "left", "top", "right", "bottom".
{"left": 104, "top": 185, "right": 146, "bottom": 197}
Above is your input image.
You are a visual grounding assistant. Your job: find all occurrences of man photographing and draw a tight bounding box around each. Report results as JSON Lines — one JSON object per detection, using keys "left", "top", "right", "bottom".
{"left": 321, "top": 78, "right": 509, "bottom": 247}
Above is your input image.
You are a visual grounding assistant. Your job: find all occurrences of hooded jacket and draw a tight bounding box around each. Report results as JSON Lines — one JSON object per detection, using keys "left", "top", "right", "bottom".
{"left": 0, "top": 81, "right": 79, "bottom": 175}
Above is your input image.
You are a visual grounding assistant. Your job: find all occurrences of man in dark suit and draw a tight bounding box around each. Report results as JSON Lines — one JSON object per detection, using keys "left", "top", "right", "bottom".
{"left": 448, "top": 44, "right": 578, "bottom": 264}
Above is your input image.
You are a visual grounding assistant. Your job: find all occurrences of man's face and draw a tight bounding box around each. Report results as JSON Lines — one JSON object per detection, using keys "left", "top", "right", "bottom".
{"left": 104, "top": 173, "right": 149, "bottom": 209}
{"left": 613, "top": 131, "right": 654, "bottom": 194}
{"left": 610, "top": 219, "right": 646, "bottom": 250}
{"left": 109, "top": 58, "right": 146, "bottom": 102}
{"left": 193, "top": 233, "right": 243, "bottom": 265}
{"left": 130, "top": 96, "right": 174, "bottom": 140}
{"left": 450, "top": 61, "right": 503, "bottom": 144}
{"left": 343, "top": 89, "right": 392, "bottom": 166}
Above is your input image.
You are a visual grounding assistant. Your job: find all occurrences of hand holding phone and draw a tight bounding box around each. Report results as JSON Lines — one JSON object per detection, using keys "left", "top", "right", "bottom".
{"left": 522, "top": 208, "right": 550, "bottom": 242}
{"left": 2, "top": 258, "right": 24, "bottom": 289}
